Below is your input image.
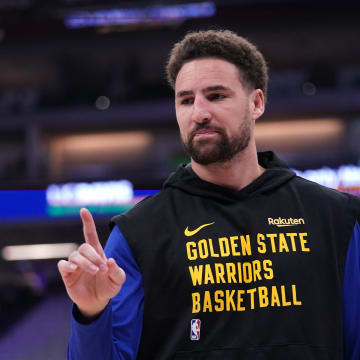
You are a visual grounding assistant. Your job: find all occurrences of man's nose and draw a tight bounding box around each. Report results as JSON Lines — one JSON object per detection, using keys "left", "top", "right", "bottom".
{"left": 191, "top": 98, "right": 212, "bottom": 124}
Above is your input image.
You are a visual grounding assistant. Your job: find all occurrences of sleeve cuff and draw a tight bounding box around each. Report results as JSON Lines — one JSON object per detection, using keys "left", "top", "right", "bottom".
{"left": 72, "top": 301, "right": 112, "bottom": 327}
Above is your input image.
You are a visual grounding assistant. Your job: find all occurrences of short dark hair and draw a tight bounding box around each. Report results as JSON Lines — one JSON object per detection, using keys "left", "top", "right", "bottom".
{"left": 166, "top": 29, "right": 268, "bottom": 99}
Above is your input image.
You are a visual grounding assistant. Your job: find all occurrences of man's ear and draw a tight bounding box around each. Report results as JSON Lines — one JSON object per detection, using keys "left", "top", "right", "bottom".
{"left": 250, "top": 89, "right": 265, "bottom": 121}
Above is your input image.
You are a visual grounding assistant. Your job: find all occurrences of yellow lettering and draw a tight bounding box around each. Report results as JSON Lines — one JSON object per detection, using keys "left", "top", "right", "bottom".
{"left": 208, "top": 238, "right": 219, "bottom": 257}
{"left": 258, "top": 286, "right": 269, "bottom": 308}
{"left": 247, "top": 288, "right": 256, "bottom": 309}
{"left": 214, "top": 263, "right": 226, "bottom": 284}
{"left": 230, "top": 236, "right": 241, "bottom": 256}
{"left": 237, "top": 262, "right": 243, "bottom": 283}
{"left": 225, "top": 262, "right": 237, "bottom": 283}
{"left": 281, "top": 285, "right": 291, "bottom": 306}
{"left": 240, "top": 234, "right": 252, "bottom": 256}
{"left": 192, "top": 292, "right": 201, "bottom": 313}
{"left": 237, "top": 289, "right": 246, "bottom": 311}
{"left": 267, "top": 233, "right": 277, "bottom": 253}
{"left": 198, "top": 239, "right": 209, "bottom": 259}
{"left": 242, "top": 262, "right": 253, "bottom": 283}
{"left": 214, "top": 290, "right": 224, "bottom": 311}
{"left": 263, "top": 260, "right": 274, "bottom": 280}
{"left": 219, "top": 237, "right": 230, "bottom": 257}
{"left": 226, "top": 290, "right": 236, "bottom": 311}
{"left": 270, "top": 286, "right": 281, "bottom": 306}
{"left": 278, "top": 233, "right": 290, "bottom": 253}
{"left": 204, "top": 264, "right": 215, "bottom": 284}
{"left": 214, "top": 263, "right": 226, "bottom": 283}
{"left": 252, "top": 260, "right": 262, "bottom": 281}
{"left": 257, "top": 233, "right": 266, "bottom": 254}
{"left": 188, "top": 265, "right": 203, "bottom": 286}
{"left": 299, "top": 233, "right": 310, "bottom": 252}
{"left": 186, "top": 241, "right": 197, "bottom": 260}
{"left": 286, "top": 233, "right": 297, "bottom": 252}
{"left": 203, "top": 291, "right": 212, "bottom": 312}
{"left": 193, "top": 286, "right": 301, "bottom": 314}
{"left": 292, "top": 284, "right": 302, "bottom": 305}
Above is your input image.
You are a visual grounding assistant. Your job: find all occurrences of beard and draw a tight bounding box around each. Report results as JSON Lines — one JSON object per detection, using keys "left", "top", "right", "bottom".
{"left": 182, "top": 115, "right": 251, "bottom": 166}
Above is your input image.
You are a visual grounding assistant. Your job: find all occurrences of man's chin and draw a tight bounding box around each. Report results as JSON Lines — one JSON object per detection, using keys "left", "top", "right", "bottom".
{"left": 191, "top": 137, "right": 221, "bottom": 150}
{"left": 183, "top": 138, "right": 227, "bottom": 164}
{"left": 190, "top": 148, "right": 223, "bottom": 165}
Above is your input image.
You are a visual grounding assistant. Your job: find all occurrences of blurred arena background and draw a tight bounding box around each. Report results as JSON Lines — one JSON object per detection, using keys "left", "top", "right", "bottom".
{"left": 0, "top": 0, "right": 359, "bottom": 358}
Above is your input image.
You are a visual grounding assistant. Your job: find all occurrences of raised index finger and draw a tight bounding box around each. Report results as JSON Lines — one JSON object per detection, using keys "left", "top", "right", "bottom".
{"left": 80, "top": 208, "right": 106, "bottom": 260}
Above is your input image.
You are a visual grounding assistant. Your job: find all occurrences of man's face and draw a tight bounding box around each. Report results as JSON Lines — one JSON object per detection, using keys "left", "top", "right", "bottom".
{"left": 175, "top": 58, "right": 256, "bottom": 165}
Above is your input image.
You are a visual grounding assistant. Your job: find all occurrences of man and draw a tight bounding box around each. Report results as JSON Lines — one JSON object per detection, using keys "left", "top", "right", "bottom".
{"left": 58, "top": 30, "right": 360, "bottom": 360}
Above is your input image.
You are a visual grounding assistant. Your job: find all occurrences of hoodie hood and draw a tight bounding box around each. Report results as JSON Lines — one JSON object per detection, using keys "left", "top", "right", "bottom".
{"left": 163, "top": 151, "right": 295, "bottom": 203}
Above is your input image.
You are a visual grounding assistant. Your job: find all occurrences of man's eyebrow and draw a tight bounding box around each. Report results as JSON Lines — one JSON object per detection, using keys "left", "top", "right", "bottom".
{"left": 176, "top": 90, "right": 193, "bottom": 98}
{"left": 203, "top": 85, "right": 232, "bottom": 92}
{"left": 176, "top": 85, "right": 231, "bottom": 98}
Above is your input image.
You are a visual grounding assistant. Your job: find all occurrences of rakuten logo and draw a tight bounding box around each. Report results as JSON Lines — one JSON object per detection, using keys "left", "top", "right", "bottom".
{"left": 268, "top": 217, "right": 305, "bottom": 227}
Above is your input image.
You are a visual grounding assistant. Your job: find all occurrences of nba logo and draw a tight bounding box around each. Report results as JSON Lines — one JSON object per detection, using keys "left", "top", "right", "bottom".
{"left": 190, "top": 319, "right": 201, "bottom": 341}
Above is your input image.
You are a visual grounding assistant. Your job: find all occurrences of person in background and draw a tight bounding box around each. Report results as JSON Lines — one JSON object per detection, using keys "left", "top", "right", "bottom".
{"left": 58, "top": 30, "right": 360, "bottom": 360}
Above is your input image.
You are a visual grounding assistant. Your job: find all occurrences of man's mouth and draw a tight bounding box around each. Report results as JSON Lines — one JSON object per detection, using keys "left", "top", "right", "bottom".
{"left": 193, "top": 128, "right": 219, "bottom": 138}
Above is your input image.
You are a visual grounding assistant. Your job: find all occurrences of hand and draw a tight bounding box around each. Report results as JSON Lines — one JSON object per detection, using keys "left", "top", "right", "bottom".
{"left": 58, "top": 208, "right": 125, "bottom": 318}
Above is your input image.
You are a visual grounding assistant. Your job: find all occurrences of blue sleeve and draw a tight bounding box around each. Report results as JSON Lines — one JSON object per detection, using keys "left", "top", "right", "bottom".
{"left": 68, "top": 226, "right": 144, "bottom": 360}
{"left": 343, "top": 220, "right": 360, "bottom": 360}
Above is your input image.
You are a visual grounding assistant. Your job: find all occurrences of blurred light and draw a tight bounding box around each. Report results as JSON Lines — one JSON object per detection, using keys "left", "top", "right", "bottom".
{"left": 64, "top": 2, "right": 216, "bottom": 29}
{"left": 51, "top": 131, "right": 152, "bottom": 155}
{"left": 95, "top": 96, "right": 110, "bottom": 110}
{"left": 0, "top": 188, "right": 158, "bottom": 222}
{"left": 302, "top": 82, "right": 316, "bottom": 96}
{"left": 2, "top": 243, "right": 78, "bottom": 261}
{"left": 296, "top": 165, "right": 360, "bottom": 189}
{"left": 46, "top": 180, "right": 133, "bottom": 206}
{"left": 255, "top": 118, "right": 344, "bottom": 151}
{"left": 50, "top": 131, "right": 153, "bottom": 176}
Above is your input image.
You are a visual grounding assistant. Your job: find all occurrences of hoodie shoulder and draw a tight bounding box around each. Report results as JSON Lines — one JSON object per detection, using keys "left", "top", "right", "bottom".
{"left": 293, "top": 175, "right": 360, "bottom": 211}
{"left": 111, "top": 190, "right": 166, "bottom": 227}
{"left": 110, "top": 166, "right": 191, "bottom": 230}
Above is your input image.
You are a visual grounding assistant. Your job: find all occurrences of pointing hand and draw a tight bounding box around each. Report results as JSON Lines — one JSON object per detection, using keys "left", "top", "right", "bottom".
{"left": 58, "top": 208, "right": 125, "bottom": 318}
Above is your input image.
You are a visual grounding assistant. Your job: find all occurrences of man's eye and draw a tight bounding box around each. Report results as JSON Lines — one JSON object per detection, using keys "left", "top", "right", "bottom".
{"left": 208, "top": 93, "right": 226, "bottom": 101}
{"left": 181, "top": 98, "right": 194, "bottom": 105}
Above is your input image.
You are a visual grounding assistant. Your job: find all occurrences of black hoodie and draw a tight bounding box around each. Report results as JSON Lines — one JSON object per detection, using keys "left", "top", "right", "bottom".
{"left": 111, "top": 151, "right": 360, "bottom": 360}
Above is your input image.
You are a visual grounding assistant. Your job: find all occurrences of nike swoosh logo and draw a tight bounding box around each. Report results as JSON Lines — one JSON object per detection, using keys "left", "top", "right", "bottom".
{"left": 184, "top": 222, "right": 215, "bottom": 237}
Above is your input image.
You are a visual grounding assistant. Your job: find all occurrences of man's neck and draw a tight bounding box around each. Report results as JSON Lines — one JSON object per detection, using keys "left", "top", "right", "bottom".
{"left": 190, "top": 146, "right": 265, "bottom": 191}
